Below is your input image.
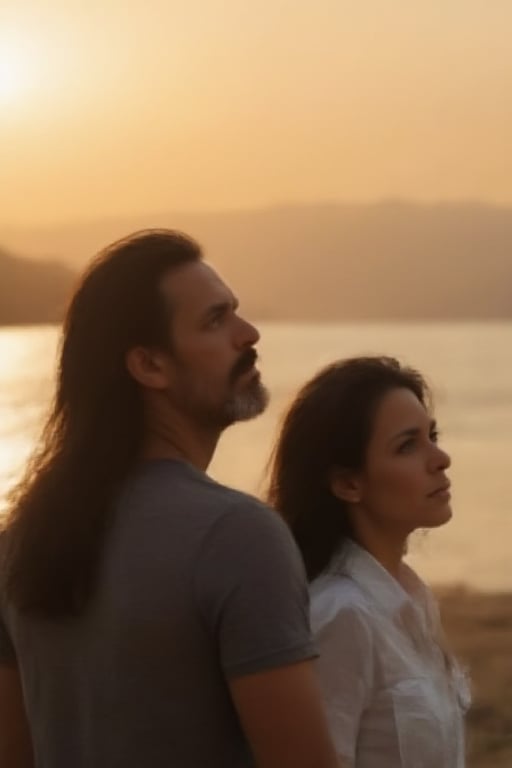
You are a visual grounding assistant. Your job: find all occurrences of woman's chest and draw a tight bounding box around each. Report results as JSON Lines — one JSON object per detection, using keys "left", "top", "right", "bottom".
{"left": 358, "top": 619, "right": 466, "bottom": 767}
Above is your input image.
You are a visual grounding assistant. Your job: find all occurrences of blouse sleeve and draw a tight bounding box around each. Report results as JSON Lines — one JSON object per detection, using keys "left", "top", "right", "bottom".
{"left": 311, "top": 596, "right": 374, "bottom": 764}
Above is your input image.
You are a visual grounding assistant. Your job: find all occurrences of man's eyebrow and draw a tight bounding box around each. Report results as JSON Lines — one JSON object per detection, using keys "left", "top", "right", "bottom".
{"left": 201, "top": 298, "right": 239, "bottom": 321}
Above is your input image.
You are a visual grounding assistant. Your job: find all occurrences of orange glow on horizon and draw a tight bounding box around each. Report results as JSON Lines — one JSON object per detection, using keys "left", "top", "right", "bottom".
{"left": 1, "top": 1, "right": 511, "bottom": 226}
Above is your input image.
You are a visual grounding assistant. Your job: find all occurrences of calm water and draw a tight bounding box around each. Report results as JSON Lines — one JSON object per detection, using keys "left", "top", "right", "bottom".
{"left": 1, "top": 322, "right": 511, "bottom": 590}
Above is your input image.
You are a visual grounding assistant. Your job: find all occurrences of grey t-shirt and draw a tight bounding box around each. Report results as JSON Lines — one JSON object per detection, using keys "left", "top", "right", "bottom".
{"left": 0, "top": 460, "right": 315, "bottom": 768}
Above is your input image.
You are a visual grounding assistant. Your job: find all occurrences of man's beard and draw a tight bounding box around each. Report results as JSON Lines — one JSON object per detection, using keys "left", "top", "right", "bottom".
{"left": 221, "top": 347, "right": 269, "bottom": 426}
{"left": 222, "top": 374, "right": 269, "bottom": 426}
{"left": 172, "top": 348, "right": 270, "bottom": 430}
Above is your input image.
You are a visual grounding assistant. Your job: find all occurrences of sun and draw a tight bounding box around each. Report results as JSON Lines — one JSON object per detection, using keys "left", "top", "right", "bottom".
{"left": 0, "top": 35, "right": 36, "bottom": 105}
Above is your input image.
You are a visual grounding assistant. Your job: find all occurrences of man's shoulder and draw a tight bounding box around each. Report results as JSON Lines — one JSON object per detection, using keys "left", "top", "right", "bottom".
{"left": 126, "top": 459, "right": 283, "bottom": 533}
{"left": 201, "top": 478, "right": 288, "bottom": 541}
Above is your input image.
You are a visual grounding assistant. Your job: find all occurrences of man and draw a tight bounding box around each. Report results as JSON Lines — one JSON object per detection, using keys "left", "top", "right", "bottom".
{"left": 0, "top": 230, "right": 339, "bottom": 768}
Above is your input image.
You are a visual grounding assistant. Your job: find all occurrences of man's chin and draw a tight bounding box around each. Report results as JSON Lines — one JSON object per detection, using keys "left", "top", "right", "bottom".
{"left": 224, "top": 382, "right": 270, "bottom": 425}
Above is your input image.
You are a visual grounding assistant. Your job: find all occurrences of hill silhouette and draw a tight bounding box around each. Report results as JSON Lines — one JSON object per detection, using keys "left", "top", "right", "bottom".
{"left": 2, "top": 201, "right": 512, "bottom": 320}
{"left": 0, "top": 247, "right": 75, "bottom": 325}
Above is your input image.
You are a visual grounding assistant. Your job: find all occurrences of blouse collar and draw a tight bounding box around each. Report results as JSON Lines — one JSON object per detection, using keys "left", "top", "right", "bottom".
{"left": 328, "top": 539, "right": 439, "bottom": 640}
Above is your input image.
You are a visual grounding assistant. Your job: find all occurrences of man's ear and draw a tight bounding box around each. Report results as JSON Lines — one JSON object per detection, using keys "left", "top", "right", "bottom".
{"left": 125, "top": 346, "right": 172, "bottom": 390}
{"left": 329, "top": 468, "right": 362, "bottom": 505}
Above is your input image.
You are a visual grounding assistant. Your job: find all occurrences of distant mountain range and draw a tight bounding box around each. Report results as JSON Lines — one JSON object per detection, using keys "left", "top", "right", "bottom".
{"left": 0, "top": 247, "right": 75, "bottom": 326}
{"left": 1, "top": 201, "right": 512, "bottom": 323}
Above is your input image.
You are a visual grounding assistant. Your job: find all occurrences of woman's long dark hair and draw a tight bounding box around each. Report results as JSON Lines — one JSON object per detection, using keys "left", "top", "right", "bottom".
{"left": 0, "top": 230, "right": 201, "bottom": 617}
{"left": 266, "top": 356, "right": 428, "bottom": 581}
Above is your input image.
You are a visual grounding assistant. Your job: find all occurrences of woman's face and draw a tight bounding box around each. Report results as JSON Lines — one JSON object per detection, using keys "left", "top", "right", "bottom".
{"left": 354, "top": 387, "right": 452, "bottom": 535}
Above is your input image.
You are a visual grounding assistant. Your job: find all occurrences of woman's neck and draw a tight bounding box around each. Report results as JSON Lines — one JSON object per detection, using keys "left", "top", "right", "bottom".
{"left": 352, "top": 524, "right": 408, "bottom": 581}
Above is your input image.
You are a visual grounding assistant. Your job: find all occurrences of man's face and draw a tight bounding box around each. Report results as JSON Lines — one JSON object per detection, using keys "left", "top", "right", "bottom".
{"left": 160, "top": 261, "right": 269, "bottom": 429}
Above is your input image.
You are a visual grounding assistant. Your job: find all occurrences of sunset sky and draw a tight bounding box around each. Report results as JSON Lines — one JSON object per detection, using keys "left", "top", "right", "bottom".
{"left": 1, "top": 0, "right": 511, "bottom": 226}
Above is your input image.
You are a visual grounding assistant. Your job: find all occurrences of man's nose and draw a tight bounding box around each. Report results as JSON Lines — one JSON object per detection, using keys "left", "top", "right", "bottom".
{"left": 236, "top": 316, "right": 260, "bottom": 347}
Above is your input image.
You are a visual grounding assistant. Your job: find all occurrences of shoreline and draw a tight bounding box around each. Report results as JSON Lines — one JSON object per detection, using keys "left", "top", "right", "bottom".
{"left": 436, "top": 587, "right": 512, "bottom": 767}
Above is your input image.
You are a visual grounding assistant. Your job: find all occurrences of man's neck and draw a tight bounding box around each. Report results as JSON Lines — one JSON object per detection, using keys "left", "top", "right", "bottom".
{"left": 142, "top": 414, "right": 221, "bottom": 473}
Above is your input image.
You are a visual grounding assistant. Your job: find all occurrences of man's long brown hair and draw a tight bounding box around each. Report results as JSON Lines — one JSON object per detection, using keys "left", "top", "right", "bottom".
{"left": 0, "top": 230, "right": 201, "bottom": 618}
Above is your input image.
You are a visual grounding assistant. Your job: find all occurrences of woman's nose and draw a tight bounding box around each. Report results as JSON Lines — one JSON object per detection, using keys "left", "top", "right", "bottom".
{"left": 431, "top": 444, "right": 451, "bottom": 472}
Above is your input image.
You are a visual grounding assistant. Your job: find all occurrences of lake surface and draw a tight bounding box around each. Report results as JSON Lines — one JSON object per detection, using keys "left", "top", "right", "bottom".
{"left": 1, "top": 321, "right": 511, "bottom": 590}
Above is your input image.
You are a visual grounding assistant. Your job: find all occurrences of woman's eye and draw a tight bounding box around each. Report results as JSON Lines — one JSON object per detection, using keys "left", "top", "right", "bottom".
{"left": 430, "top": 429, "right": 440, "bottom": 443}
{"left": 397, "top": 438, "right": 415, "bottom": 454}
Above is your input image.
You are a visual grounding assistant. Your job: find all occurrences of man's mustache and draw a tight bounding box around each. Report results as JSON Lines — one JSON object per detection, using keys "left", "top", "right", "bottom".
{"left": 230, "top": 348, "right": 258, "bottom": 383}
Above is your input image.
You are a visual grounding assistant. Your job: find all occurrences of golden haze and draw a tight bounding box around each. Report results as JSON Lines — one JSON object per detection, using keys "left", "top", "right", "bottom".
{"left": 1, "top": 0, "right": 512, "bottom": 226}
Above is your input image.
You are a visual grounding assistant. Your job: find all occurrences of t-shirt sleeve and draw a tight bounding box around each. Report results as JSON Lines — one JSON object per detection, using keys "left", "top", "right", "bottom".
{"left": 195, "top": 500, "right": 316, "bottom": 679}
{"left": 311, "top": 598, "right": 373, "bottom": 764}
{"left": 0, "top": 608, "right": 16, "bottom": 665}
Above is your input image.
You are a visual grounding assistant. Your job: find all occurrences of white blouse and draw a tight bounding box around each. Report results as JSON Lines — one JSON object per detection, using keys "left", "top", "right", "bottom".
{"left": 310, "top": 540, "right": 470, "bottom": 768}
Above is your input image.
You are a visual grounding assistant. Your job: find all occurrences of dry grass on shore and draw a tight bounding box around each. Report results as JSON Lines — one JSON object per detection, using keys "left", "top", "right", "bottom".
{"left": 437, "top": 587, "right": 512, "bottom": 768}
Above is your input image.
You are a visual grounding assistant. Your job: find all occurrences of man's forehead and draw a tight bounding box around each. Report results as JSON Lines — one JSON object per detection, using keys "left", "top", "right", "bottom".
{"left": 161, "top": 261, "right": 235, "bottom": 310}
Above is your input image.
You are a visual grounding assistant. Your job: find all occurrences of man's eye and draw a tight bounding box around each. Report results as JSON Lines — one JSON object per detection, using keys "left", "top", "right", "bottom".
{"left": 430, "top": 429, "right": 440, "bottom": 443}
{"left": 208, "top": 313, "right": 223, "bottom": 328}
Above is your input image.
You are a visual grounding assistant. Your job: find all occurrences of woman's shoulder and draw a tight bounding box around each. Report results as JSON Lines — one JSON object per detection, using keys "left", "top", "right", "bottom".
{"left": 309, "top": 571, "right": 374, "bottom": 633}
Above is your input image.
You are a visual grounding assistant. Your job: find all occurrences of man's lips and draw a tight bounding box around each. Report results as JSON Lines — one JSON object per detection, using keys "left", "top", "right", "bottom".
{"left": 238, "top": 365, "right": 258, "bottom": 377}
{"left": 231, "top": 349, "right": 258, "bottom": 381}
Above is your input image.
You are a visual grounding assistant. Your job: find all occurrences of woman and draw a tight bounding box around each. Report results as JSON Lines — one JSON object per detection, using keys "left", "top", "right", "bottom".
{"left": 267, "top": 356, "right": 470, "bottom": 768}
